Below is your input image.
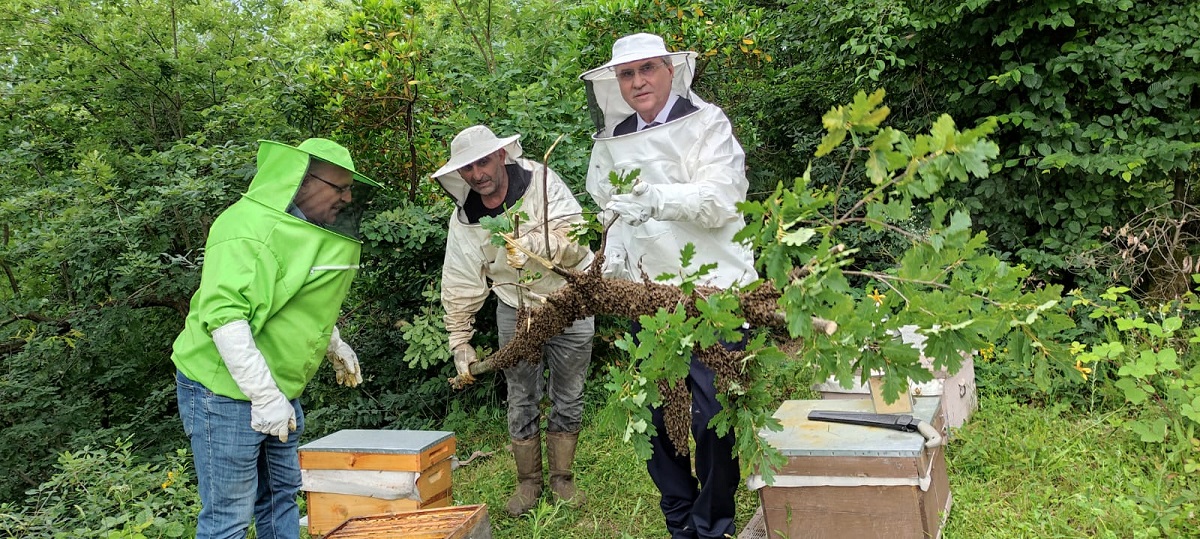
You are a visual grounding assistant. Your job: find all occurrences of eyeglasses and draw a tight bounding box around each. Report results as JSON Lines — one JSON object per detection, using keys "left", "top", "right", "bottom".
{"left": 615, "top": 60, "right": 668, "bottom": 82}
{"left": 307, "top": 172, "right": 352, "bottom": 195}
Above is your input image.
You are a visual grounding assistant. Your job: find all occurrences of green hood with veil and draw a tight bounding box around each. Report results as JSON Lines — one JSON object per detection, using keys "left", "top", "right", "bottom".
{"left": 171, "top": 138, "right": 378, "bottom": 399}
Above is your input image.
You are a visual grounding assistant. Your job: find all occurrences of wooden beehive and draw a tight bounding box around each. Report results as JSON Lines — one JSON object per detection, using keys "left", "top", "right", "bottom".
{"left": 749, "top": 397, "right": 950, "bottom": 539}
{"left": 300, "top": 429, "right": 456, "bottom": 536}
{"left": 323, "top": 505, "right": 492, "bottom": 539}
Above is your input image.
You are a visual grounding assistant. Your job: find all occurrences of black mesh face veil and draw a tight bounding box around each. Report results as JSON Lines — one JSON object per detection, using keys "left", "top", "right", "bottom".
{"left": 585, "top": 78, "right": 607, "bottom": 136}
{"left": 295, "top": 160, "right": 379, "bottom": 241}
{"left": 320, "top": 182, "right": 376, "bottom": 240}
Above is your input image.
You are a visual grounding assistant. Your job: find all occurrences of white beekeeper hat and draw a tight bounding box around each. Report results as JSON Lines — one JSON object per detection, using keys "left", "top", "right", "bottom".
{"left": 431, "top": 125, "right": 523, "bottom": 178}
{"left": 581, "top": 33, "right": 697, "bottom": 81}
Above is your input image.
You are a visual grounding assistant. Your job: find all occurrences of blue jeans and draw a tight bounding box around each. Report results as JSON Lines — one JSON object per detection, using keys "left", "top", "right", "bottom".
{"left": 176, "top": 371, "right": 304, "bottom": 539}
{"left": 497, "top": 302, "right": 595, "bottom": 440}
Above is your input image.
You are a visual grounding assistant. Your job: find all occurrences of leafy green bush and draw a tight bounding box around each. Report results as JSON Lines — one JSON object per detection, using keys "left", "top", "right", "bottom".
{"left": 762, "top": 0, "right": 1200, "bottom": 288}
{"left": 0, "top": 440, "right": 199, "bottom": 539}
{"left": 1071, "top": 285, "right": 1200, "bottom": 475}
{"left": 0, "top": 0, "right": 314, "bottom": 502}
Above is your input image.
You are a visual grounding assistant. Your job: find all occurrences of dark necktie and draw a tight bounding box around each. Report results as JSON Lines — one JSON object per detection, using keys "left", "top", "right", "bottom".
{"left": 643, "top": 121, "right": 662, "bottom": 130}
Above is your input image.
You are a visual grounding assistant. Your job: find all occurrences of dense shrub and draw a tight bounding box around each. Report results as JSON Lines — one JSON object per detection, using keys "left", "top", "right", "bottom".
{"left": 0, "top": 440, "right": 200, "bottom": 539}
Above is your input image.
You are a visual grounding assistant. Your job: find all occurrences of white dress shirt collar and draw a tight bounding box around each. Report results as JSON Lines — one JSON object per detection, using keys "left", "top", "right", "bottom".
{"left": 636, "top": 94, "right": 680, "bottom": 131}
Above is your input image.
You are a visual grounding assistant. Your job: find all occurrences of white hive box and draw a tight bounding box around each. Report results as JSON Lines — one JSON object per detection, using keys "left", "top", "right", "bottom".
{"left": 813, "top": 325, "right": 978, "bottom": 429}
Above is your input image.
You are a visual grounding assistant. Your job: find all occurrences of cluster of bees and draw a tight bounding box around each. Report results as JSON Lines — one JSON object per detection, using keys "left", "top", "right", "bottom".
{"left": 484, "top": 259, "right": 783, "bottom": 455}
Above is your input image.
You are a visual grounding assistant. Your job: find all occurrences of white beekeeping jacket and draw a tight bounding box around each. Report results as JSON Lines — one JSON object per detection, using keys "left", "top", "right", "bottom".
{"left": 582, "top": 53, "right": 757, "bottom": 288}
{"left": 437, "top": 151, "right": 593, "bottom": 351}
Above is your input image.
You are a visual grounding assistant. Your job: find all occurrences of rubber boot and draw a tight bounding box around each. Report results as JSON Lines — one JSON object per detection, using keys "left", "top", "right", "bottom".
{"left": 546, "top": 431, "right": 585, "bottom": 506}
{"left": 505, "top": 436, "right": 543, "bottom": 516}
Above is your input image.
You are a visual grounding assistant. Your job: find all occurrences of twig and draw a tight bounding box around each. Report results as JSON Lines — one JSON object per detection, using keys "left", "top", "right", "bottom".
{"left": 833, "top": 146, "right": 858, "bottom": 212}
{"left": 450, "top": 0, "right": 495, "bottom": 72}
{"left": 513, "top": 213, "right": 524, "bottom": 327}
{"left": 542, "top": 134, "right": 566, "bottom": 263}
{"left": 837, "top": 217, "right": 925, "bottom": 243}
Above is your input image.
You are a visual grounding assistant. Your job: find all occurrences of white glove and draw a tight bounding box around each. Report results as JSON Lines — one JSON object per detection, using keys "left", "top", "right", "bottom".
{"left": 607, "top": 182, "right": 705, "bottom": 225}
{"left": 606, "top": 182, "right": 661, "bottom": 226}
{"left": 599, "top": 208, "right": 621, "bottom": 228}
{"left": 452, "top": 343, "right": 478, "bottom": 383}
{"left": 505, "top": 234, "right": 545, "bottom": 270}
{"left": 326, "top": 326, "right": 362, "bottom": 388}
{"left": 212, "top": 320, "right": 296, "bottom": 442}
{"left": 601, "top": 247, "right": 628, "bottom": 280}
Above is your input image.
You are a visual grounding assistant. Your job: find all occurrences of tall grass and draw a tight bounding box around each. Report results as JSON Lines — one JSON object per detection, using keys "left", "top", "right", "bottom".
{"left": 449, "top": 392, "right": 1198, "bottom": 538}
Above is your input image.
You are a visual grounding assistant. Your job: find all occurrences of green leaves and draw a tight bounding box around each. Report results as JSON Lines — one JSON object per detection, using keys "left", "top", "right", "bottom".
{"left": 816, "top": 89, "right": 889, "bottom": 157}
{"left": 1073, "top": 286, "right": 1200, "bottom": 466}
{"left": 478, "top": 199, "right": 527, "bottom": 247}
{"left": 1129, "top": 417, "right": 1169, "bottom": 443}
{"left": 396, "top": 283, "right": 451, "bottom": 370}
{"left": 0, "top": 441, "right": 201, "bottom": 538}
{"left": 736, "top": 91, "right": 1078, "bottom": 414}
{"left": 603, "top": 360, "right": 657, "bottom": 459}
{"left": 608, "top": 168, "right": 641, "bottom": 195}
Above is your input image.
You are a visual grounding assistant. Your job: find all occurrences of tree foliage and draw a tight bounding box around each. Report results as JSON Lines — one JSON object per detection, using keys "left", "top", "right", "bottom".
{"left": 0, "top": 0, "right": 312, "bottom": 501}
{"left": 0, "top": 1, "right": 1195, "bottom": 529}
{"left": 770, "top": 0, "right": 1200, "bottom": 286}
{"left": 478, "top": 90, "right": 1078, "bottom": 482}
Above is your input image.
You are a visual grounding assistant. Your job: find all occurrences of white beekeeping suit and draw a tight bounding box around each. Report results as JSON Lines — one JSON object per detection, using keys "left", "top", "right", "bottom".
{"left": 433, "top": 129, "right": 593, "bottom": 352}
{"left": 582, "top": 37, "right": 757, "bottom": 288}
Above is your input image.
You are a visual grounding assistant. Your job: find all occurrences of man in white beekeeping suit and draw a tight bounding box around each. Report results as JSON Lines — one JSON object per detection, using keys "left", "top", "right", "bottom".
{"left": 581, "top": 33, "right": 758, "bottom": 539}
{"left": 433, "top": 125, "right": 595, "bottom": 516}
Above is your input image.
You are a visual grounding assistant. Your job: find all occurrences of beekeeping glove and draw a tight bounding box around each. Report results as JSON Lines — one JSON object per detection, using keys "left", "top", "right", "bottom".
{"left": 606, "top": 183, "right": 656, "bottom": 226}
{"left": 326, "top": 326, "right": 362, "bottom": 388}
{"left": 599, "top": 208, "right": 620, "bottom": 228}
{"left": 211, "top": 320, "right": 296, "bottom": 442}
{"left": 452, "top": 344, "right": 478, "bottom": 384}
{"left": 601, "top": 246, "right": 629, "bottom": 280}
{"left": 606, "top": 182, "right": 703, "bottom": 226}
{"left": 505, "top": 234, "right": 544, "bottom": 270}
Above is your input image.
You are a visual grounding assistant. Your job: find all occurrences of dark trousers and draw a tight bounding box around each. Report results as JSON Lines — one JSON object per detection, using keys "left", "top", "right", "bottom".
{"left": 644, "top": 336, "right": 742, "bottom": 539}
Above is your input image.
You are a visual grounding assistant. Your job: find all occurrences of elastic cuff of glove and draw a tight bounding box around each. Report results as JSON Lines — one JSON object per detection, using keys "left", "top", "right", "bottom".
{"left": 447, "top": 330, "right": 474, "bottom": 352}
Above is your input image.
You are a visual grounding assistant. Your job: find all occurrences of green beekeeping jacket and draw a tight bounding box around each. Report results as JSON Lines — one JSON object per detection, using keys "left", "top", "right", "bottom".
{"left": 171, "top": 141, "right": 364, "bottom": 400}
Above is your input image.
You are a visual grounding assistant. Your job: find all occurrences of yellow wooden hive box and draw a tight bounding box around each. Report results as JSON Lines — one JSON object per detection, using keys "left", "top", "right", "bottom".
{"left": 323, "top": 505, "right": 491, "bottom": 539}
{"left": 299, "top": 429, "right": 456, "bottom": 536}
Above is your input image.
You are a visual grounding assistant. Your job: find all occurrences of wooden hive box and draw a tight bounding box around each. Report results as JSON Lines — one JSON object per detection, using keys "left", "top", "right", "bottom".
{"left": 323, "top": 505, "right": 492, "bottom": 539}
{"left": 300, "top": 429, "right": 456, "bottom": 536}
{"left": 748, "top": 397, "right": 950, "bottom": 539}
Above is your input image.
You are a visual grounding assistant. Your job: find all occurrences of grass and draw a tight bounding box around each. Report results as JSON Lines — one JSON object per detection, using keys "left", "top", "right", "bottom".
{"left": 440, "top": 392, "right": 1197, "bottom": 538}
{"left": 944, "top": 395, "right": 1194, "bottom": 538}
{"left": 445, "top": 391, "right": 763, "bottom": 539}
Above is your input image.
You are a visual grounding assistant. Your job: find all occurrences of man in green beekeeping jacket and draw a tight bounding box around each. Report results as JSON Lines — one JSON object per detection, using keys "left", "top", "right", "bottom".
{"left": 171, "top": 138, "right": 380, "bottom": 539}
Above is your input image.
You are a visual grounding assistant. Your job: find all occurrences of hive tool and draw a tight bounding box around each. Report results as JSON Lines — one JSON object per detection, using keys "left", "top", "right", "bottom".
{"left": 807, "top": 410, "right": 944, "bottom": 448}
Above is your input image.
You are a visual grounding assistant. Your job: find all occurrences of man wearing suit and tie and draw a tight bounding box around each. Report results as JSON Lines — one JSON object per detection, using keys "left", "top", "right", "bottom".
{"left": 581, "top": 33, "right": 758, "bottom": 539}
